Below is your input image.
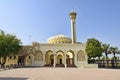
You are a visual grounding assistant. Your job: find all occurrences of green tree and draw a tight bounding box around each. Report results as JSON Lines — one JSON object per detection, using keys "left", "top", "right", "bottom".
{"left": 0, "top": 30, "right": 22, "bottom": 66}
{"left": 101, "top": 43, "right": 110, "bottom": 59}
{"left": 85, "top": 38, "right": 102, "bottom": 59}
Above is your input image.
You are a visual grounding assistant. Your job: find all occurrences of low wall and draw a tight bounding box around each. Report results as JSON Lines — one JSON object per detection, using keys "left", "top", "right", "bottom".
{"left": 76, "top": 61, "right": 98, "bottom": 68}
{"left": 31, "top": 61, "right": 44, "bottom": 66}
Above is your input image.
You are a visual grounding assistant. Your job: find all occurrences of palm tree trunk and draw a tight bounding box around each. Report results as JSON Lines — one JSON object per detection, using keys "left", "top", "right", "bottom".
{"left": 113, "top": 52, "right": 117, "bottom": 67}
{"left": 105, "top": 53, "right": 108, "bottom": 58}
{"left": 105, "top": 53, "right": 108, "bottom": 67}
{"left": 98, "top": 57, "right": 100, "bottom": 60}
{"left": 113, "top": 53, "right": 116, "bottom": 58}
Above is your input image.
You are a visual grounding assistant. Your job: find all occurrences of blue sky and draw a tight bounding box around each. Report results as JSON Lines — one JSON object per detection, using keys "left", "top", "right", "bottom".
{"left": 0, "top": 0, "right": 120, "bottom": 49}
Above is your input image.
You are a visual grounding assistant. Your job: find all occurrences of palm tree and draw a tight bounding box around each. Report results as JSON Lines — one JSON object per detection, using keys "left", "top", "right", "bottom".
{"left": 109, "top": 47, "right": 120, "bottom": 67}
{"left": 109, "top": 47, "right": 118, "bottom": 58}
{"left": 101, "top": 44, "right": 110, "bottom": 59}
{"left": 101, "top": 43, "right": 110, "bottom": 67}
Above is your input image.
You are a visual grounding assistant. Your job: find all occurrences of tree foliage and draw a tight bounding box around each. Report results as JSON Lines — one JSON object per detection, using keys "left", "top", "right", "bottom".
{"left": 109, "top": 46, "right": 118, "bottom": 58}
{"left": 0, "top": 30, "right": 22, "bottom": 65}
{"left": 85, "top": 38, "right": 102, "bottom": 59}
{"left": 101, "top": 43, "right": 110, "bottom": 58}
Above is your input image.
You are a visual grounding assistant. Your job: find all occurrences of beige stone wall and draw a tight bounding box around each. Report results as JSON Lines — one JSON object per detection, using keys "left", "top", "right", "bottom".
{"left": 25, "top": 54, "right": 33, "bottom": 66}
{"left": 77, "top": 50, "right": 86, "bottom": 61}
{"left": 21, "top": 43, "right": 98, "bottom": 68}
{"left": 5, "top": 56, "right": 18, "bottom": 66}
{"left": 34, "top": 51, "right": 43, "bottom": 61}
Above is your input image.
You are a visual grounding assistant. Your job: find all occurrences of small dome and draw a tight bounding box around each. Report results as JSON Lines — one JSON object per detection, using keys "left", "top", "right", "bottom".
{"left": 47, "top": 34, "right": 72, "bottom": 44}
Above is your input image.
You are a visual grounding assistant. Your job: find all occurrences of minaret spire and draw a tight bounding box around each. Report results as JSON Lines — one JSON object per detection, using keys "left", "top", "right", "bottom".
{"left": 69, "top": 10, "right": 77, "bottom": 44}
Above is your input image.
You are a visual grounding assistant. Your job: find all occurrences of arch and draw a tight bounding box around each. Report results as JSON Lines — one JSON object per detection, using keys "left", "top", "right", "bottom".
{"left": 66, "top": 50, "right": 74, "bottom": 65}
{"left": 56, "top": 50, "right": 64, "bottom": 64}
{"left": 26, "top": 54, "right": 33, "bottom": 66}
{"left": 67, "top": 50, "right": 74, "bottom": 54}
{"left": 45, "top": 50, "right": 53, "bottom": 64}
{"left": 50, "top": 54, "right": 54, "bottom": 64}
{"left": 34, "top": 50, "right": 43, "bottom": 61}
{"left": 56, "top": 50, "right": 64, "bottom": 54}
{"left": 46, "top": 50, "right": 53, "bottom": 53}
{"left": 77, "top": 50, "right": 86, "bottom": 61}
{"left": 57, "top": 54, "right": 63, "bottom": 64}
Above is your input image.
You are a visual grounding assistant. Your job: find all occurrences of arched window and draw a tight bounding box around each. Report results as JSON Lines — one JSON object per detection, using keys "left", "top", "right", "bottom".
{"left": 77, "top": 50, "right": 85, "bottom": 61}
{"left": 29, "top": 56, "right": 31, "bottom": 59}
{"left": 34, "top": 51, "right": 43, "bottom": 61}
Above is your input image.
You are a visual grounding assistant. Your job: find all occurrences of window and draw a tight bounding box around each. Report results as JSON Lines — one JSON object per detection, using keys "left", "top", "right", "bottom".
{"left": 14, "top": 56, "right": 16, "bottom": 59}
{"left": 9, "top": 56, "right": 12, "bottom": 59}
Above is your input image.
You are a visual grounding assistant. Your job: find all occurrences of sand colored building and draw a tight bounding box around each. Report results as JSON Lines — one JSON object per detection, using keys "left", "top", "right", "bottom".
{"left": 5, "top": 11, "right": 97, "bottom": 68}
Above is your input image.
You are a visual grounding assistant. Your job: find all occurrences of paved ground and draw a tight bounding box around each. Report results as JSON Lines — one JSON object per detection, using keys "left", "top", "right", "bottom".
{"left": 0, "top": 67, "right": 120, "bottom": 80}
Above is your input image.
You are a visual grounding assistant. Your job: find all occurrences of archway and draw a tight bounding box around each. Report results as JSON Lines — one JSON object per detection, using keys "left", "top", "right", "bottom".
{"left": 25, "top": 54, "right": 33, "bottom": 66}
{"left": 66, "top": 51, "right": 74, "bottom": 65}
{"left": 50, "top": 54, "right": 54, "bottom": 64}
{"left": 56, "top": 50, "right": 64, "bottom": 65}
{"left": 66, "top": 54, "right": 70, "bottom": 64}
{"left": 34, "top": 51, "right": 43, "bottom": 61}
{"left": 57, "top": 54, "right": 63, "bottom": 64}
{"left": 45, "top": 50, "right": 53, "bottom": 65}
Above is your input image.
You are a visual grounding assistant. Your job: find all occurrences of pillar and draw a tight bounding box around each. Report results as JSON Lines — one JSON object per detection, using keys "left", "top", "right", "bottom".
{"left": 43, "top": 54, "right": 45, "bottom": 65}
{"left": 74, "top": 51, "right": 77, "bottom": 65}
{"left": 31, "top": 54, "right": 34, "bottom": 66}
{"left": 64, "top": 52, "right": 67, "bottom": 68}
{"left": 53, "top": 53, "right": 56, "bottom": 67}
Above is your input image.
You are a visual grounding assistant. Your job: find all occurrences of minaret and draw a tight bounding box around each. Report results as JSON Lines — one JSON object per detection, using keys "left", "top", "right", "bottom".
{"left": 69, "top": 10, "right": 77, "bottom": 44}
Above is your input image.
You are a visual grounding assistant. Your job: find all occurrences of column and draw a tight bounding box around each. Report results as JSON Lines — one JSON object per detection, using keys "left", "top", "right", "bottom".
{"left": 53, "top": 53, "right": 56, "bottom": 67}
{"left": 74, "top": 51, "right": 77, "bottom": 65}
{"left": 31, "top": 54, "right": 34, "bottom": 66}
{"left": 64, "top": 53, "right": 67, "bottom": 68}
{"left": 43, "top": 54, "right": 45, "bottom": 65}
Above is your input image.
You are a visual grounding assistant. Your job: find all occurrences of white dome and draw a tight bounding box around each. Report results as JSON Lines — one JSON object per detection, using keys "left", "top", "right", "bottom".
{"left": 47, "top": 34, "right": 72, "bottom": 44}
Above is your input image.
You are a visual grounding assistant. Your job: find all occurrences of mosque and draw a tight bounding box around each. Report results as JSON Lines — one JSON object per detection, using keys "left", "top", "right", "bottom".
{"left": 7, "top": 11, "right": 98, "bottom": 68}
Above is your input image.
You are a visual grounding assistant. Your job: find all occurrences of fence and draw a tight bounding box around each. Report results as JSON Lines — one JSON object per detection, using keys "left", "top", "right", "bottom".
{"left": 88, "top": 59, "right": 120, "bottom": 68}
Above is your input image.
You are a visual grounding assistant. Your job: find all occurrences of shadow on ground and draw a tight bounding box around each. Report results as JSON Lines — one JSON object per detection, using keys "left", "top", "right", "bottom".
{"left": 0, "top": 77, "right": 28, "bottom": 80}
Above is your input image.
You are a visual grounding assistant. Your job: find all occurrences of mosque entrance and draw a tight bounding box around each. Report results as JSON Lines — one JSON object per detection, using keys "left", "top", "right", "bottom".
{"left": 66, "top": 52, "right": 74, "bottom": 65}
{"left": 56, "top": 52, "right": 65, "bottom": 67}
{"left": 66, "top": 51, "right": 76, "bottom": 67}
{"left": 51, "top": 59, "right": 54, "bottom": 64}
{"left": 59, "top": 59, "right": 62, "bottom": 64}
{"left": 57, "top": 54, "right": 63, "bottom": 64}
{"left": 45, "top": 51, "right": 54, "bottom": 67}
{"left": 50, "top": 55, "right": 54, "bottom": 64}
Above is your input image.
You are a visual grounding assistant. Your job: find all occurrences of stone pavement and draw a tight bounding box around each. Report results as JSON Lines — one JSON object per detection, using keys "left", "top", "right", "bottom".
{"left": 0, "top": 67, "right": 120, "bottom": 80}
